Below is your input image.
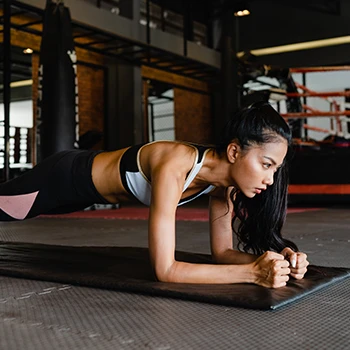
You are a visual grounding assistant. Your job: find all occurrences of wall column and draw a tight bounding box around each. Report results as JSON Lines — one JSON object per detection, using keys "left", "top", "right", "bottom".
{"left": 213, "top": 8, "right": 240, "bottom": 143}
{"left": 105, "top": 0, "right": 143, "bottom": 150}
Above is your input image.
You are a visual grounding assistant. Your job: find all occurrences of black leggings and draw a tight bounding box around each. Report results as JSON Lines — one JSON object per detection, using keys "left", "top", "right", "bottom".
{"left": 0, "top": 150, "right": 110, "bottom": 221}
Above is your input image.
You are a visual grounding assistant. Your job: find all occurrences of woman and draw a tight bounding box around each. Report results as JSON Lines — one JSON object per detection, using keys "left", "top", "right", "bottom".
{"left": 0, "top": 102, "right": 308, "bottom": 288}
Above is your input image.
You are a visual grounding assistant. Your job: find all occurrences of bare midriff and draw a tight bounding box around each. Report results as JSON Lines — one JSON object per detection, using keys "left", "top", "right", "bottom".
{"left": 91, "top": 148, "right": 131, "bottom": 203}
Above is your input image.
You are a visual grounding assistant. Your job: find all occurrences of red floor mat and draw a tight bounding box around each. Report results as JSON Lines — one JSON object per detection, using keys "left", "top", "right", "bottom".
{"left": 42, "top": 207, "right": 321, "bottom": 221}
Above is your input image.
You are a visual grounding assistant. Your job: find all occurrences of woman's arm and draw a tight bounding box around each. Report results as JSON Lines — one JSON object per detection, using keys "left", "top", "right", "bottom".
{"left": 209, "top": 187, "right": 258, "bottom": 264}
{"left": 148, "top": 166, "right": 290, "bottom": 287}
{"left": 209, "top": 188, "right": 309, "bottom": 282}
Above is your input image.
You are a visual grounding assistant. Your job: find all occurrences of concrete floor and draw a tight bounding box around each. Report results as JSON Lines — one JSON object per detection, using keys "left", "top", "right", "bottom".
{"left": 0, "top": 207, "right": 349, "bottom": 349}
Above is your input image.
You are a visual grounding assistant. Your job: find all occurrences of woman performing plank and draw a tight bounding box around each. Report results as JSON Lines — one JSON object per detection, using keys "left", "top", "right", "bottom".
{"left": 0, "top": 101, "right": 308, "bottom": 288}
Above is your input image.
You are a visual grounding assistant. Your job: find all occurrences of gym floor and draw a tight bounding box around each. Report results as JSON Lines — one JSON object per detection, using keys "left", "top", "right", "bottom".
{"left": 0, "top": 203, "right": 349, "bottom": 350}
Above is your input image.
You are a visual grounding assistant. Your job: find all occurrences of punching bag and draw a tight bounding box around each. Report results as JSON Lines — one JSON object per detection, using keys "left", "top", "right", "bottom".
{"left": 36, "top": 0, "right": 79, "bottom": 161}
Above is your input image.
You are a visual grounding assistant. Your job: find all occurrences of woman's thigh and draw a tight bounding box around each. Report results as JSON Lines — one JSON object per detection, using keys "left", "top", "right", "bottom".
{"left": 0, "top": 151, "right": 95, "bottom": 221}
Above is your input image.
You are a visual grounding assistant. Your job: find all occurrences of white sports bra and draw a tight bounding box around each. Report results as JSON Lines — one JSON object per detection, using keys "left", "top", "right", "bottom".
{"left": 119, "top": 141, "right": 215, "bottom": 206}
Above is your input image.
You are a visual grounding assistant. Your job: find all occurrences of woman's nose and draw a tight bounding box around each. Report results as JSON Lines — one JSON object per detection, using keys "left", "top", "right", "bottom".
{"left": 263, "top": 172, "right": 274, "bottom": 186}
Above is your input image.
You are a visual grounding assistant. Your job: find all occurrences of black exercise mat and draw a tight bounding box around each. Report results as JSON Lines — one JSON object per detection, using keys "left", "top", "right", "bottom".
{"left": 0, "top": 242, "right": 349, "bottom": 310}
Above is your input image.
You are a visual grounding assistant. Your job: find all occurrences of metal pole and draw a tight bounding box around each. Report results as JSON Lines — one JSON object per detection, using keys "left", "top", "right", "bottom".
{"left": 146, "top": 0, "right": 151, "bottom": 64}
{"left": 160, "top": 0, "right": 165, "bottom": 31}
{"left": 221, "top": 11, "right": 239, "bottom": 122}
{"left": 234, "top": 16, "right": 241, "bottom": 109}
{"left": 143, "top": 80, "right": 150, "bottom": 143}
{"left": 146, "top": 0, "right": 150, "bottom": 45}
{"left": 206, "top": 21, "right": 213, "bottom": 49}
{"left": 150, "top": 102, "right": 155, "bottom": 141}
{"left": 302, "top": 72, "right": 308, "bottom": 138}
{"left": 3, "top": 0, "right": 11, "bottom": 181}
{"left": 182, "top": 0, "right": 193, "bottom": 57}
{"left": 183, "top": 0, "right": 188, "bottom": 56}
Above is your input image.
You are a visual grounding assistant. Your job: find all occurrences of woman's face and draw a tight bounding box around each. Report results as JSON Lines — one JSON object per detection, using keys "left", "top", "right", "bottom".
{"left": 229, "top": 138, "right": 288, "bottom": 198}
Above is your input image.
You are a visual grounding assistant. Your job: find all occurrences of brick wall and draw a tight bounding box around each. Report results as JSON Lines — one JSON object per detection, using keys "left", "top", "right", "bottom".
{"left": 77, "top": 64, "right": 105, "bottom": 149}
{"left": 142, "top": 66, "right": 214, "bottom": 144}
{"left": 174, "top": 88, "right": 213, "bottom": 144}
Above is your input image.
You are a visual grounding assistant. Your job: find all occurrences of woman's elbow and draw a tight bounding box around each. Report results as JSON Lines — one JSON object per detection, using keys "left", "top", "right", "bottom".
{"left": 153, "top": 261, "right": 177, "bottom": 283}
{"left": 211, "top": 250, "right": 226, "bottom": 264}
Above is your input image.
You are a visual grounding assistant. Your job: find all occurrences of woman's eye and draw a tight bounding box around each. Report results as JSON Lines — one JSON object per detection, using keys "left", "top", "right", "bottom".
{"left": 263, "top": 163, "right": 271, "bottom": 169}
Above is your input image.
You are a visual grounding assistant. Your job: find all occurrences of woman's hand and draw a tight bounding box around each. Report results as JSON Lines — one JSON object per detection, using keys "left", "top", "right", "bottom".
{"left": 252, "top": 251, "right": 291, "bottom": 288}
{"left": 280, "top": 247, "right": 309, "bottom": 280}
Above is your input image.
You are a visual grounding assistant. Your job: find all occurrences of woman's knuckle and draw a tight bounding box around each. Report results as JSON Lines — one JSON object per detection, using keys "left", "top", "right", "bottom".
{"left": 274, "top": 281, "right": 282, "bottom": 288}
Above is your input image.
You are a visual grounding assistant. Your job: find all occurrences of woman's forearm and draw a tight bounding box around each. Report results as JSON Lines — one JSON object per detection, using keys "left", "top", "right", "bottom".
{"left": 213, "top": 249, "right": 258, "bottom": 265}
{"left": 158, "top": 260, "right": 256, "bottom": 284}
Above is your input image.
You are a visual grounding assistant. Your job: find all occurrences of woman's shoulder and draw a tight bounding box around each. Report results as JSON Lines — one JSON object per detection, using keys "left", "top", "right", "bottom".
{"left": 143, "top": 140, "right": 205, "bottom": 155}
{"left": 141, "top": 141, "right": 200, "bottom": 175}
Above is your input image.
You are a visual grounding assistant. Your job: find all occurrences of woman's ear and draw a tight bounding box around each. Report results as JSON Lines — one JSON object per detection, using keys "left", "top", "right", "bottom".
{"left": 227, "top": 142, "right": 240, "bottom": 164}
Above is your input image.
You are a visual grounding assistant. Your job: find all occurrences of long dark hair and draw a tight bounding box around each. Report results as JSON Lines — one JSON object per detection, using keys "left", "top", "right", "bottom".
{"left": 216, "top": 101, "right": 298, "bottom": 255}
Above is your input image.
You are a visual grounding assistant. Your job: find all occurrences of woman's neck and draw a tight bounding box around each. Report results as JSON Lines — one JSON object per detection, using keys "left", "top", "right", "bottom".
{"left": 195, "top": 149, "right": 232, "bottom": 188}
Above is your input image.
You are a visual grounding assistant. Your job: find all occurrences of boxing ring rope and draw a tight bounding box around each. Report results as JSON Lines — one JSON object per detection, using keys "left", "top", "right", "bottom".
{"left": 287, "top": 91, "right": 350, "bottom": 98}
{"left": 281, "top": 111, "right": 350, "bottom": 117}
{"left": 302, "top": 105, "right": 323, "bottom": 113}
{"left": 281, "top": 77, "right": 350, "bottom": 139}
{"left": 302, "top": 124, "right": 336, "bottom": 135}
{"left": 290, "top": 66, "right": 350, "bottom": 73}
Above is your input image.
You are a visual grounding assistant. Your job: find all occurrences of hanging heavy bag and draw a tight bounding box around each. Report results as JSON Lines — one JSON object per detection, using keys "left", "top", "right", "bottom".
{"left": 36, "top": 0, "right": 79, "bottom": 161}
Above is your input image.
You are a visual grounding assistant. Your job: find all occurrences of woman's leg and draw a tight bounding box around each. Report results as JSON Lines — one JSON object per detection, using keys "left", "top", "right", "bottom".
{"left": 0, "top": 150, "right": 99, "bottom": 221}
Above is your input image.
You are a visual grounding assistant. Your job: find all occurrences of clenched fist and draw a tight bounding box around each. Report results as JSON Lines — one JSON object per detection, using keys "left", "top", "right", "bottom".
{"left": 280, "top": 247, "right": 309, "bottom": 280}
{"left": 252, "top": 251, "right": 291, "bottom": 288}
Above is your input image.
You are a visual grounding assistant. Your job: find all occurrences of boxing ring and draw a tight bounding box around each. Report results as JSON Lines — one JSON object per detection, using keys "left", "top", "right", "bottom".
{"left": 278, "top": 66, "right": 350, "bottom": 200}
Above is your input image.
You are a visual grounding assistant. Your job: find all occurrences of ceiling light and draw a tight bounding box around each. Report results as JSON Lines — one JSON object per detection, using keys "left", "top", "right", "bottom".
{"left": 235, "top": 9, "right": 250, "bottom": 16}
{"left": 23, "top": 48, "right": 33, "bottom": 54}
{"left": 233, "top": 2, "right": 250, "bottom": 17}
